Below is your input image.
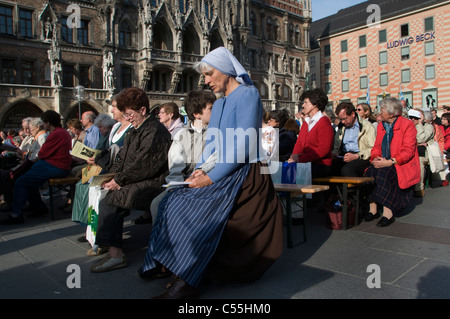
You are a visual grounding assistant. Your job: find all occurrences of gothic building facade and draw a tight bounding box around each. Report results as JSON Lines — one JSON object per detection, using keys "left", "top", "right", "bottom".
{"left": 0, "top": 0, "right": 311, "bottom": 129}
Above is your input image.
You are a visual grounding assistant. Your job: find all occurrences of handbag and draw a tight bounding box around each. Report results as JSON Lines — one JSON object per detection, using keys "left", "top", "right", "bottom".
{"left": 427, "top": 141, "right": 444, "bottom": 173}
{"left": 10, "top": 158, "right": 35, "bottom": 180}
{"left": 81, "top": 164, "right": 103, "bottom": 184}
{"left": 325, "top": 194, "right": 355, "bottom": 230}
{"left": 86, "top": 185, "right": 109, "bottom": 247}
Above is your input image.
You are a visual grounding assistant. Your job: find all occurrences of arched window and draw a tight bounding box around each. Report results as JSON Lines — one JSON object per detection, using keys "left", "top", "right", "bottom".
{"left": 295, "top": 25, "right": 301, "bottom": 46}
{"left": 273, "top": 19, "right": 280, "bottom": 42}
{"left": 266, "top": 17, "right": 273, "bottom": 41}
{"left": 289, "top": 24, "right": 294, "bottom": 44}
{"left": 119, "top": 21, "right": 132, "bottom": 47}
{"left": 259, "top": 83, "right": 269, "bottom": 99}
{"left": 250, "top": 12, "right": 257, "bottom": 36}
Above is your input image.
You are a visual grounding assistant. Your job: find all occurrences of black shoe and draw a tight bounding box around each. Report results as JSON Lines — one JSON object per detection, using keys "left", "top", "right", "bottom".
{"left": 137, "top": 265, "right": 171, "bottom": 281}
{"left": 364, "top": 212, "right": 380, "bottom": 222}
{"left": 152, "top": 276, "right": 199, "bottom": 299}
{"left": 0, "top": 215, "right": 24, "bottom": 225}
{"left": 376, "top": 216, "right": 395, "bottom": 227}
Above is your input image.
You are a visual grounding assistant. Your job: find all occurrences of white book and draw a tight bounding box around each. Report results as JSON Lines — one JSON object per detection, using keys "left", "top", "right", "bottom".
{"left": 162, "top": 181, "right": 192, "bottom": 188}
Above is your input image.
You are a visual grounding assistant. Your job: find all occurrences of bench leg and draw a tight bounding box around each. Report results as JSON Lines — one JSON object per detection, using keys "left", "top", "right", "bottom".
{"left": 285, "top": 194, "right": 293, "bottom": 249}
{"left": 302, "top": 195, "right": 307, "bottom": 243}
{"left": 48, "top": 184, "right": 55, "bottom": 220}
{"left": 355, "top": 188, "right": 360, "bottom": 226}
{"left": 342, "top": 184, "right": 348, "bottom": 230}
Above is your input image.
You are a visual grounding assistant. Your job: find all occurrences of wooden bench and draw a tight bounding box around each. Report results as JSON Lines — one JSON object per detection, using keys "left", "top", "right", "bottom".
{"left": 274, "top": 183, "right": 330, "bottom": 248}
{"left": 312, "top": 176, "right": 374, "bottom": 230}
{"left": 48, "top": 177, "right": 81, "bottom": 220}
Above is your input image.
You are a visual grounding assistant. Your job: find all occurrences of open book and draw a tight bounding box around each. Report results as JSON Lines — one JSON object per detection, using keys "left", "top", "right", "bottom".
{"left": 71, "top": 141, "right": 102, "bottom": 161}
{"left": 163, "top": 181, "right": 192, "bottom": 188}
{"left": 89, "top": 173, "right": 116, "bottom": 187}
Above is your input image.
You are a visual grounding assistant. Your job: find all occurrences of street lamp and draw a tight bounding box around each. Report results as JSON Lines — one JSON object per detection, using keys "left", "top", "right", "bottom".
{"left": 73, "top": 85, "right": 85, "bottom": 120}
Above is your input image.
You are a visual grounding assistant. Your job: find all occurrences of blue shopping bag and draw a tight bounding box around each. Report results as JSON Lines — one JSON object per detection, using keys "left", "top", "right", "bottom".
{"left": 281, "top": 162, "right": 297, "bottom": 184}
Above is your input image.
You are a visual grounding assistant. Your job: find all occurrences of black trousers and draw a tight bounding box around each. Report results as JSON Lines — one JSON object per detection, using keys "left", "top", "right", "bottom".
{"left": 95, "top": 192, "right": 130, "bottom": 248}
{"left": 331, "top": 158, "right": 371, "bottom": 177}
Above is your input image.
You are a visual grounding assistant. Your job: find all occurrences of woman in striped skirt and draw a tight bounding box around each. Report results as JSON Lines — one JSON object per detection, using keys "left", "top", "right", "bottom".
{"left": 364, "top": 97, "right": 420, "bottom": 227}
{"left": 138, "top": 47, "right": 283, "bottom": 299}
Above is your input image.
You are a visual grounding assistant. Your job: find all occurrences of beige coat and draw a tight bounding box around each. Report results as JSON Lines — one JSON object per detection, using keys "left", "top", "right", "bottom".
{"left": 333, "top": 115, "right": 376, "bottom": 160}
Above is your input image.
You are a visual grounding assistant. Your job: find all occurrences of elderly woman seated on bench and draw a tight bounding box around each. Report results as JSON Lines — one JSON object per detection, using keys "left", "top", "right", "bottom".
{"left": 364, "top": 98, "right": 420, "bottom": 227}
{"left": 0, "top": 110, "right": 72, "bottom": 225}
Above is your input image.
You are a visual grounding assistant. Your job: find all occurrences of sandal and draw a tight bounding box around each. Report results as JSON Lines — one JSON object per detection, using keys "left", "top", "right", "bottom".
{"left": 87, "top": 247, "right": 109, "bottom": 256}
{"left": 132, "top": 215, "right": 152, "bottom": 225}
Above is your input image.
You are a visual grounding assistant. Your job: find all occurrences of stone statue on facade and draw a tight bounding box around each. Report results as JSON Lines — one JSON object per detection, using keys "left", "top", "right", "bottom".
{"left": 103, "top": 51, "right": 115, "bottom": 90}
{"left": 44, "top": 17, "right": 53, "bottom": 41}
{"left": 47, "top": 37, "right": 62, "bottom": 87}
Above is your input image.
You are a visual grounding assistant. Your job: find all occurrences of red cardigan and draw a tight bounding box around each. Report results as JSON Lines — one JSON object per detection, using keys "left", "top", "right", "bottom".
{"left": 370, "top": 116, "right": 420, "bottom": 189}
{"left": 291, "top": 115, "right": 334, "bottom": 166}
{"left": 38, "top": 127, "right": 73, "bottom": 170}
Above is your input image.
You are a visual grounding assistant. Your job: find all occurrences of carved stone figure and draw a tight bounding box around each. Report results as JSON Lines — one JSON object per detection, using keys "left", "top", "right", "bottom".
{"left": 103, "top": 51, "right": 115, "bottom": 90}
{"left": 44, "top": 17, "right": 53, "bottom": 41}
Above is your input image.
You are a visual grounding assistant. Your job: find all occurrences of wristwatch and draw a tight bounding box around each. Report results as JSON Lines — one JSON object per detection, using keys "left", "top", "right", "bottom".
{"left": 391, "top": 158, "right": 395, "bottom": 165}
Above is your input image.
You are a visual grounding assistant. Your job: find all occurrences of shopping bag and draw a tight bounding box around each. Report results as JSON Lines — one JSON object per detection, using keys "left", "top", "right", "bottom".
{"left": 270, "top": 161, "right": 312, "bottom": 185}
{"left": 86, "top": 185, "right": 109, "bottom": 247}
{"left": 271, "top": 161, "right": 312, "bottom": 218}
{"left": 81, "top": 164, "right": 103, "bottom": 184}
{"left": 71, "top": 181, "right": 90, "bottom": 224}
{"left": 427, "top": 141, "right": 445, "bottom": 173}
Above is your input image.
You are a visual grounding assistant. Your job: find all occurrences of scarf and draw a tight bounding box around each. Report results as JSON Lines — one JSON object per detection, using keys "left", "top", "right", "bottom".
{"left": 201, "top": 46, "right": 253, "bottom": 86}
{"left": 381, "top": 117, "right": 398, "bottom": 159}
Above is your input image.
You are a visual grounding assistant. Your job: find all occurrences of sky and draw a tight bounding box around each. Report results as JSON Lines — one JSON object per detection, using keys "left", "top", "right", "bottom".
{"left": 312, "top": 0, "right": 368, "bottom": 21}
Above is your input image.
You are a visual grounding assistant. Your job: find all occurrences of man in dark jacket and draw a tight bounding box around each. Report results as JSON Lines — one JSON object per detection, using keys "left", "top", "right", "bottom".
{"left": 90, "top": 87, "right": 171, "bottom": 273}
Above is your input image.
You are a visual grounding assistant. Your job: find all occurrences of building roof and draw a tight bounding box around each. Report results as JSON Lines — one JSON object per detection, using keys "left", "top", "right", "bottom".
{"left": 310, "top": 0, "right": 448, "bottom": 48}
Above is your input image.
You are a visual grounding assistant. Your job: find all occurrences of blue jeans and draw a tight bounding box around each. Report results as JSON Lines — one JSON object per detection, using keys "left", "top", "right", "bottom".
{"left": 11, "top": 160, "right": 70, "bottom": 218}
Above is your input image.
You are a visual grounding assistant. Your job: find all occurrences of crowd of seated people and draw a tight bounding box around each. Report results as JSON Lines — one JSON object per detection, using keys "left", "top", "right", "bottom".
{"left": 2, "top": 45, "right": 450, "bottom": 300}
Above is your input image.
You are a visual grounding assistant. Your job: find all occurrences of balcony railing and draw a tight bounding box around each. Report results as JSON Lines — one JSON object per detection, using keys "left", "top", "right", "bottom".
{"left": 151, "top": 49, "right": 176, "bottom": 62}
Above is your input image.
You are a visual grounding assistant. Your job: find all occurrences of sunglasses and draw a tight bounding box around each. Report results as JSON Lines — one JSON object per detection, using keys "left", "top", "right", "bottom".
{"left": 409, "top": 116, "right": 419, "bottom": 120}
{"left": 356, "top": 108, "right": 363, "bottom": 111}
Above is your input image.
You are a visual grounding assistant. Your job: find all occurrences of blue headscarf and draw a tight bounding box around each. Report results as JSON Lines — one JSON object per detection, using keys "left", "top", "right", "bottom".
{"left": 201, "top": 46, "right": 253, "bottom": 86}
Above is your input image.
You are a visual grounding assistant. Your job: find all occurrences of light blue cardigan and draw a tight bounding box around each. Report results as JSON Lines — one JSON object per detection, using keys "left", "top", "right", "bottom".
{"left": 197, "top": 84, "right": 263, "bottom": 183}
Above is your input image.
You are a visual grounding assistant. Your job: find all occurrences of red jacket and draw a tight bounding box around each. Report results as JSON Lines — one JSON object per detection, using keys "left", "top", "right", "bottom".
{"left": 38, "top": 127, "right": 73, "bottom": 170}
{"left": 441, "top": 125, "right": 450, "bottom": 151}
{"left": 292, "top": 115, "right": 334, "bottom": 166}
{"left": 370, "top": 116, "right": 420, "bottom": 189}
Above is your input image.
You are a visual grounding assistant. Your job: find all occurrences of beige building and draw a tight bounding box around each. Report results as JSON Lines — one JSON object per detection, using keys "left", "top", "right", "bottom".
{"left": 0, "top": 0, "right": 312, "bottom": 129}
{"left": 310, "top": 0, "right": 450, "bottom": 111}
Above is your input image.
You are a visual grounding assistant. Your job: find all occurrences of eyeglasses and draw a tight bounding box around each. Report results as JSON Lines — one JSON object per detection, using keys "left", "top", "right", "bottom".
{"left": 158, "top": 111, "right": 166, "bottom": 115}
{"left": 124, "top": 107, "right": 145, "bottom": 119}
{"left": 409, "top": 116, "right": 419, "bottom": 120}
{"left": 123, "top": 110, "right": 139, "bottom": 119}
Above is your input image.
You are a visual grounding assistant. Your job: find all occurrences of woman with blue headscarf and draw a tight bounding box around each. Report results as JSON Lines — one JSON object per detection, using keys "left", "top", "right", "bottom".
{"left": 139, "top": 47, "right": 283, "bottom": 299}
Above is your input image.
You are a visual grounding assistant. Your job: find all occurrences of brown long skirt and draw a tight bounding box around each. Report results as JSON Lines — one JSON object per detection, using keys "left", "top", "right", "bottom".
{"left": 206, "top": 162, "right": 284, "bottom": 283}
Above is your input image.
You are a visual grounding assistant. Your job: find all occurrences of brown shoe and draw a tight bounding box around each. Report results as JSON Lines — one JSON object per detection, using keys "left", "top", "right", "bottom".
{"left": 152, "top": 276, "right": 199, "bottom": 299}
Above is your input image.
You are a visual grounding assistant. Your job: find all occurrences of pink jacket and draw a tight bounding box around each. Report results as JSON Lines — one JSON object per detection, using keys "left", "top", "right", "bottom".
{"left": 370, "top": 116, "right": 420, "bottom": 189}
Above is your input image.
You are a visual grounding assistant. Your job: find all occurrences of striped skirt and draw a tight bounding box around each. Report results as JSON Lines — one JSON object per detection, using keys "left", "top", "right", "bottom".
{"left": 365, "top": 165, "right": 412, "bottom": 214}
{"left": 142, "top": 163, "right": 251, "bottom": 288}
{"left": 206, "top": 162, "right": 283, "bottom": 283}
